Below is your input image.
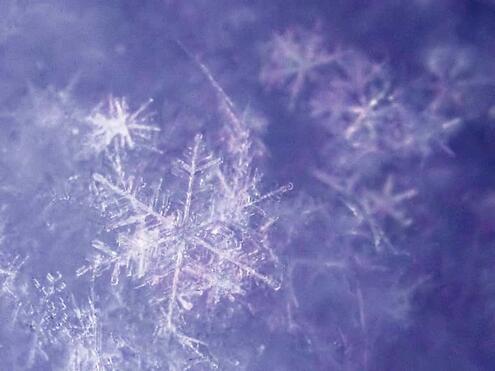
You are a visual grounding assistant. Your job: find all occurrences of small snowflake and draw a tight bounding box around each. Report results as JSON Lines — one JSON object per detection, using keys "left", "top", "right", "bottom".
{"left": 86, "top": 96, "right": 160, "bottom": 154}
{"left": 311, "top": 52, "right": 395, "bottom": 149}
{"left": 261, "top": 26, "right": 341, "bottom": 106}
{"left": 361, "top": 175, "right": 418, "bottom": 228}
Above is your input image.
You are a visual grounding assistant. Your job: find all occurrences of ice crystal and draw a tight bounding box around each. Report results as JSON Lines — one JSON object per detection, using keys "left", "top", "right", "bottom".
{"left": 280, "top": 196, "right": 426, "bottom": 371}
{"left": 423, "top": 47, "right": 479, "bottom": 115}
{"left": 412, "top": 46, "right": 495, "bottom": 131}
{"left": 12, "top": 267, "right": 124, "bottom": 371}
{"left": 261, "top": 26, "right": 471, "bottom": 161}
{"left": 310, "top": 52, "right": 398, "bottom": 150}
{"left": 314, "top": 169, "right": 417, "bottom": 252}
{"left": 20, "top": 272, "right": 71, "bottom": 367}
{"left": 261, "top": 26, "right": 340, "bottom": 106}
{"left": 80, "top": 133, "right": 284, "bottom": 303}
{"left": 85, "top": 96, "right": 160, "bottom": 154}
{"left": 0, "top": 2, "right": 492, "bottom": 370}
{"left": 360, "top": 175, "right": 418, "bottom": 228}
{"left": 77, "top": 73, "right": 289, "bottom": 365}
{"left": 0, "top": 209, "right": 27, "bottom": 318}
{"left": 63, "top": 292, "right": 119, "bottom": 371}
{"left": 0, "top": 255, "right": 27, "bottom": 302}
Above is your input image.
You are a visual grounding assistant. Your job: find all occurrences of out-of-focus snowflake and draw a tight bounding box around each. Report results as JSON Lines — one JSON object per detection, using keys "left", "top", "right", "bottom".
{"left": 360, "top": 175, "right": 418, "bottom": 228}
{"left": 261, "top": 27, "right": 472, "bottom": 162}
{"left": 260, "top": 25, "right": 342, "bottom": 107}
{"left": 313, "top": 170, "right": 417, "bottom": 252}
{"left": 419, "top": 46, "right": 495, "bottom": 119}
{"left": 281, "top": 200, "right": 425, "bottom": 371}
{"left": 85, "top": 96, "right": 160, "bottom": 154}
{"left": 310, "top": 51, "right": 399, "bottom": 150}
{"left": 0, "top": 78, "right": 81, "bottom": 130}
{"left": 410, "top": 111, "right": 462, "bottom": 158}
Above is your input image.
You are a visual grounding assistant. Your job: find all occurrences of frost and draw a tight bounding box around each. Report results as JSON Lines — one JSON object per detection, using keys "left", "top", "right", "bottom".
{"left": 85, "top": 96, "right": 160, "bottom": 154}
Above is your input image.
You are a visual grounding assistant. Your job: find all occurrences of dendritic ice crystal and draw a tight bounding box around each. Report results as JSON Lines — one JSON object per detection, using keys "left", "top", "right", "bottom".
{"left": 85, "top": 96, "right": 160, "bottom": 154}
{"left": 75, "top": 72, "right": 290, "bottom": 367}
{"left": 260, "top": 25, "right": 341, "bottom": 107}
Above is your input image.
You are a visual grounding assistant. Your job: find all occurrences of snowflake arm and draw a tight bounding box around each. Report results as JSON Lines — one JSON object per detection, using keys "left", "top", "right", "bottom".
{"left": 192, "top": 237, "right": 280, "bottom": 289}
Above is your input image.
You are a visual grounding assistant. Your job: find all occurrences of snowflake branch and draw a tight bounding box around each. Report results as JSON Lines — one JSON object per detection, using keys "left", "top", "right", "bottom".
{"left": 192, "top": 237, "right": 280, "bottom": 290}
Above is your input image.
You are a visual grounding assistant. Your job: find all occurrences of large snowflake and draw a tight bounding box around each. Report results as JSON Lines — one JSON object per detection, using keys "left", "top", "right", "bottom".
{"left": 78, "top": 84, "right": 290, "bottom": 366}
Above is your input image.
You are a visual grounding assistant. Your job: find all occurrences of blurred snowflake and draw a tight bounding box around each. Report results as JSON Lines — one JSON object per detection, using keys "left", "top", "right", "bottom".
{"left": 279, "top": 193, "right": 425, "bottom": 371}
{"left": 310, "top": 51, "right": 396, "bottom": 150}
{"left": 412, "top": 46, "right": 495, "bottom": 124}
{"left": 260, "top": 25, "right": 342, "bottom": 107}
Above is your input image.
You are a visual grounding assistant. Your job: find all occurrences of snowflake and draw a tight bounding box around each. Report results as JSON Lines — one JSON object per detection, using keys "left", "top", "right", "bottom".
{"left": 313, "top": 170, "right": 417, "bottom": 251}
{"left": 76, "top": 51, "right": 291, "bottom": 367}
{"left": 409, "top": 111, "right": 462, "bottom": 158}
{"left": 360, "top": 175, "right": 418, "bottom": 228}
{"left": 85, "top": 96, "right": 160, "bottom": 154}
{"left": 423, "top": 46, "right": 477, "bottom": 115}
{"left": 310, "top": 51, "right": 397, "bottom": 149}
{"left": 281, "top": 201, "right": 428, "bottom": 371}
{"left": 260, "top": 26, "right": 341, "bottom": 106}
{"left": 78, "top": 131, "right": 288, "bottom": 365}
{"left": 412, "top": 45, "right": 495, "bottom": 127}
{"left": 0, "top": 78, "right": 81, "bottom": 130}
